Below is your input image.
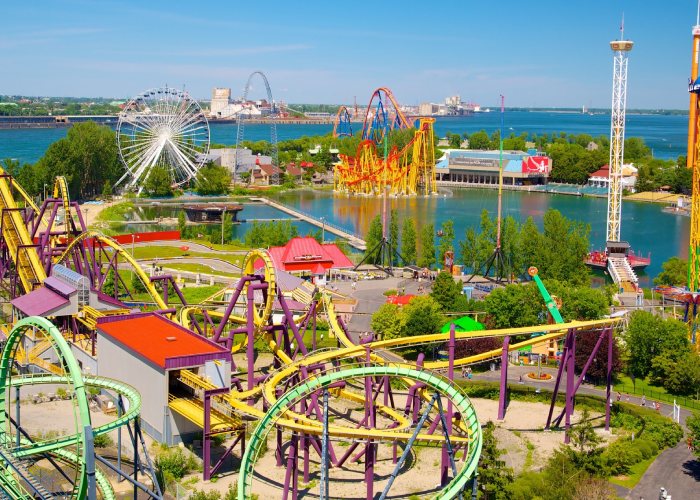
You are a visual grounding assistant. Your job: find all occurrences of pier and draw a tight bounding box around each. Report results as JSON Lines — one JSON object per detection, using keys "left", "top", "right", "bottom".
{"left": 250, "top": 197, "right": 367, "bottom": 250}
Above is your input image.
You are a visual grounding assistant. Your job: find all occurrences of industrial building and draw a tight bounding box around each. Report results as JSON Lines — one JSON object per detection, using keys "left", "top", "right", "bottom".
{"left": 96, "top": 313, "right": 234, "bottom": 444}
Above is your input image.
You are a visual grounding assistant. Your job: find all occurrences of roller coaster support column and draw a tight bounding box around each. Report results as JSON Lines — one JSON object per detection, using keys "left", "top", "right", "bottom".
{"left": 497, "top": 336, "right": 511, "bottom": 420}
{"left": 606, "top": 327, "right": 613, "bottom": 430}
{"left": 320, "top": 389, "right": 330, "bottom": 500}
{"left": 246, "top": 282, "right": 256, "bottom": 394}
{"left": 565, "top": 331, "right": 576, "bottom": 443}
{"left": 441, "top": 323, "right": 456, "bottom": 486}
{"left": 379, "top": 392, "right": 440, "bottom": 500}
{"left": 364, "top": 342, "right": 376, "bottom": 500}
{"left": 545, "top": 328, "right": 573, "bottom": 430}
{"left": 203, "top": 386, "right": 232, "bottom": 481}
{"left": 84, "top": 425, "right": 97, "bottom": 499}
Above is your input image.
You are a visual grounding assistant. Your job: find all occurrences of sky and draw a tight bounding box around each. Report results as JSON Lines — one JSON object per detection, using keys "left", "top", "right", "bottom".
{"left": 1, "top": 0, "right": 698, "bottom": 109}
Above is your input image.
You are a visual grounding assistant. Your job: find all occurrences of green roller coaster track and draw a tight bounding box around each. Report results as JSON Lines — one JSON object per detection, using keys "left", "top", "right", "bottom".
{"left": 238, "top": 364, "right": 483, "bottom": 500}
{"left": 0, "top": 316, "right": 144, "bottom": 499}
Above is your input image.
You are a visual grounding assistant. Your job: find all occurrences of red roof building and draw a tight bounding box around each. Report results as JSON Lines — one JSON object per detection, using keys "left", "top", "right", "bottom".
{"left": 386, "top": 294, "right": 415, "bottom": 306}
{"left": 262, "top": 236, "right": 353, "bottom": 275}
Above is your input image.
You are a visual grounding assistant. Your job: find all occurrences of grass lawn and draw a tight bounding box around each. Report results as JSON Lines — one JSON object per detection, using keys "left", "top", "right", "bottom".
{"left": 96, "top": 201, "right": 135, "bottom": 222}
{"left": 609, "top": 455, "right": 657, "bottom": 489}
{"left": 163, "top": 263, "right": 238, "bottom": 278}
{"left": 131, "top": 246, "right": 243, "bottom": 267}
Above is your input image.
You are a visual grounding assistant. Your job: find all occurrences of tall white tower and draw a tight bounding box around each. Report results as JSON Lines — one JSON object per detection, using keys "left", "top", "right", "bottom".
{"left": 606, "top": 33, "right": 633, "bottom": 244}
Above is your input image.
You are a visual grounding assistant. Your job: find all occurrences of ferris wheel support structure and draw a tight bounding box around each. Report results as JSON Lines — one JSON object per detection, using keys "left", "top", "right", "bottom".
{"left": 115, "top": 86, "right": 210, "bottom": 193}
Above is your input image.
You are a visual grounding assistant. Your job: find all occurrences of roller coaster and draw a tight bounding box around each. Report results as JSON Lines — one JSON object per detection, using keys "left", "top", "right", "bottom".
{"left": 0, "top": 165, "right": 622, "bottom": 499}
{"left": 333, "top": 88, "right": 438, "bottom": 196}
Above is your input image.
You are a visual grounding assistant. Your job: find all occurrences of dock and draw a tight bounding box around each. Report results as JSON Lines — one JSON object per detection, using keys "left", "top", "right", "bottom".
{"left": 250, "top": 197, "right": 366, "bottom": 251}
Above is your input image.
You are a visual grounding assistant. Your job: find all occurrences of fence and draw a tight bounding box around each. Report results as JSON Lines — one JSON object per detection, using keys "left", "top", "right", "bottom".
{"left": 613, "top": 384, "right": 700, "bottom": 411}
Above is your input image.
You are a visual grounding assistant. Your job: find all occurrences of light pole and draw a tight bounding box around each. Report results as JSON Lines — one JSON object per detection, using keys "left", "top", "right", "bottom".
{"left": 43, "top": 183, "right": 48, "bottom": 202}
{"left": 221, "top": 207, "right": 227, "bottom": 246}
{"left": 320, "top": 217, "right": 325, "bottom": 244}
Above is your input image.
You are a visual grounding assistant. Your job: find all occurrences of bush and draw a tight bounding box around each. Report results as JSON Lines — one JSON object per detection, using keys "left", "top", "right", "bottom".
{"left": 601, "top": 439, "right": 643, "bottom": 476}
{"left": 642, "top": 417, "right": 684, "bottom": 449}
{"left": 189, "top": 490, "right": 221, "bottom": 500}
{"left": 630, "top": 438, "right": 658, "bottom": 460}
{"left": 155, "top": 447, "right": 199, "bottom": 480}
{"left": 93, "top": 433, "right": 113, "bottom": 448}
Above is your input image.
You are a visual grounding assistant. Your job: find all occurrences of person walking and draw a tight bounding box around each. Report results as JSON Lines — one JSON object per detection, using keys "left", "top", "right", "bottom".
{"left": 641, "top": 395, "right": 646, "bottom": 407}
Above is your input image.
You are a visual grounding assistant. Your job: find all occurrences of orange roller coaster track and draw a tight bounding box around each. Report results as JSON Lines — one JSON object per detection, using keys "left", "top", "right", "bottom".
{"left": 334, "top": 117, "right": 437, "bottom": 196}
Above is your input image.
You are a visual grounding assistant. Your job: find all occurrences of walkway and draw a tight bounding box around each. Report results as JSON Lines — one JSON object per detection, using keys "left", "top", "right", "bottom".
{"left": 250, "top": 197, "right": 367, "bottom": 250}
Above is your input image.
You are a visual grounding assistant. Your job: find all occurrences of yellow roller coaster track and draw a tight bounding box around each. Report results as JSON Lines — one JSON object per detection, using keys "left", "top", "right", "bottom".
{"left": 0, "top": 168, "right": 47, "bottom": 293}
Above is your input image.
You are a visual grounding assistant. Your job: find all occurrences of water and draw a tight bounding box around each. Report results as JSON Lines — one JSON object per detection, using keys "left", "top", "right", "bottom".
{"left": 0, "top": 111, "right": 687, "bottom": 164}
{"left": 0, "top": 112, "right": 690, "bottom": 283}
{"left": 268, "top": 188, "right": 689, "bottom": 286}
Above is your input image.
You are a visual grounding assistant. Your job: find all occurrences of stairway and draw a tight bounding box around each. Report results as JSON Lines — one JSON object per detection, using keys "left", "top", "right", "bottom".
{"left": 0, "top": 448, "right": 52, "bottom": 499}
{"left": 607, "top": 256, "right": 638, "bottom": 293}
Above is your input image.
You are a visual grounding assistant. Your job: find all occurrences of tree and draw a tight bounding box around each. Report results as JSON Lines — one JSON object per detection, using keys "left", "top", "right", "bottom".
{"left": 437, "top": 219, "right": 455, "bottom": 268}
{"left": 35, "top": 121, "right": 121, "bottom": 199}
{"left": 623, "top": 311, "right": 690, "bottom": 380}
{"left": 143, "top": 165, "right": 174, "bottom": 197}
{"left": 177, "top": 211, "right": 187, "bottom": 234}
{"left": 370, "top": 303, "right": 402, "bottom": 340}
{"left": 477, "top": 421, "right": 514, "bottom": 500}
{"left": 430, "top": 271, "right": 463, "bottom": 311}
{"left": 195, "top": 163, "right": 231, "bottom": 195}
{"left": 389, "top": 209, "right": 400, "bottom": 265}
{"left": 483, "top": 283, "right": 543, "bottom": 329}
{"left": 687, "top": 411, "right": 700, "bottom": 459}
{"left": 654, "top": 256, "right": 687, "bottom": 286}
{"left": 401, "top": 217, "right": 417, "bottom": 265}
{"left": 650, "top": 351, "right": 700, "bottom": 396}
{"left": 573, "top": 331, "right": 621, "bottom": 384}
{"left": 131, "top": 272, "right": 148, "bottom": 294}
{"left": 468, "top": 130, "right": 490, "bottom": 150}
{"left": 418, "top": 224, "right": 436, "bottom": 268}
{"left": 364, "top": 215, "right": 384, "bottom": 264}
{"left": 102, "top": 269, "right": 116, "bottom": 297}
{"left": 101, "top": 179, "right": 112, "bottom": 199}
{"left": 400, "top": 296, "right": 444, "bottom": 338}
{"left": 448, "top": 133, "right": 461, "bottom": 148}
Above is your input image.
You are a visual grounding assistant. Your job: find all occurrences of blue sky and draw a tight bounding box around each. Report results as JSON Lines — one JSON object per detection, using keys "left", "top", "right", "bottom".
{"left": 1, "top": 0, "right": 697, "bottom": 108}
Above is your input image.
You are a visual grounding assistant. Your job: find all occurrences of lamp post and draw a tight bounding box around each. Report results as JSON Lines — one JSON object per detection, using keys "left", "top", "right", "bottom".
{"left": 221, "top": 207, "right": 227, "bottom": 246}
{"left": 320, "top": 216, "right": 325, "bottom": 244}
{"left": 43, "top": 183, "right": 48, "bottom": 202}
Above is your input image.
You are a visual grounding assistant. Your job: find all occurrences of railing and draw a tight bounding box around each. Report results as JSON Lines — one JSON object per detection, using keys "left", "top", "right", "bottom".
{"left": 612, "top": 384, "right": 700, "bottom": 411}
{"left": 256, "top": 197, "right": 364, "bottom": 240}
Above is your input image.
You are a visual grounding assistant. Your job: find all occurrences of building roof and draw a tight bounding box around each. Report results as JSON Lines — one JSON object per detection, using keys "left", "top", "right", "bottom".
{"left": 286, "top": 165, "right": 303, "bottom": 176}
{"left": 589, "top": 164, "right": 610, "bottom": 178}
{"left": 97, "top": 313, "right": 230, "bottom": 370}
{"left": 440, "top": 316, "right": 485, "bottom": 333}
{"left": 265, "top": 237, "right": 354, "bottom": 273}
{"left": 12, "top": 287, "right": 69, "bottom": 316}
{"left": 386, "top": 294, "right": 415, "bottom": 305}
{"left": 43, "top": 276, "right": 77, "bottom": 297}
{"left": 259, "top": 164, "right": 281, "bottom": 175}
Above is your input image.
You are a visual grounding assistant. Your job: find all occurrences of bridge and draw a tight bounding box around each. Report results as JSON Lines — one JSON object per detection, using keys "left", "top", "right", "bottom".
{"left": 250, "top": 197, "right": 366, "bottom": 250}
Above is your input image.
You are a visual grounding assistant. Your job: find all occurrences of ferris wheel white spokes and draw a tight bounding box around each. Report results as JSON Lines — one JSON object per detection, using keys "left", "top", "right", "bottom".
{"left": 116, "top": 86, "right": 210, "bottom": 192}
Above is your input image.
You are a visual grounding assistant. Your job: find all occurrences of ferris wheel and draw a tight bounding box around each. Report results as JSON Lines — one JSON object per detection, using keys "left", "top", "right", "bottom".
{"left": 116, "top": 86, "right": 210, "bottom": 191}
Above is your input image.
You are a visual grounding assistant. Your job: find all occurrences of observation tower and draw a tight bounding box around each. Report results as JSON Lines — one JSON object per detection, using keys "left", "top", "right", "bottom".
{"left": 606, "top": 35, "right": 633, "bottom": 248}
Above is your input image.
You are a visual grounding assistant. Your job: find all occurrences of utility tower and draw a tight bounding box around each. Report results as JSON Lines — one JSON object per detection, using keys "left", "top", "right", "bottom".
{"left": 467, "top": 95, "right": 510, "bottom": 283}
{"left": 606, "top": 30, "right": 633, "bottom": 247}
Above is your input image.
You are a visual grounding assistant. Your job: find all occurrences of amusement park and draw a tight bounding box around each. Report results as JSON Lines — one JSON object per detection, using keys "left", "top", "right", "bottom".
{"left": 3, "top": 3, "right": 700, "bottom": 500}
